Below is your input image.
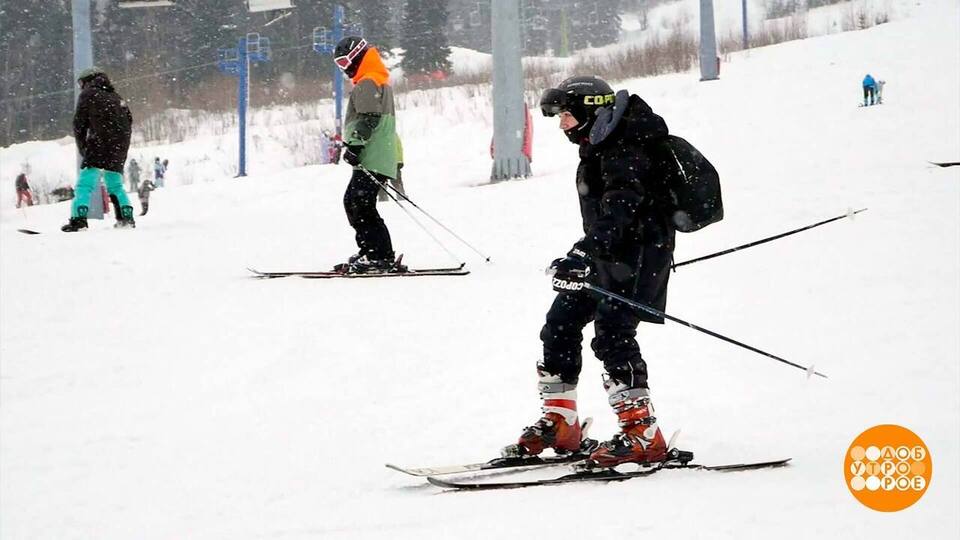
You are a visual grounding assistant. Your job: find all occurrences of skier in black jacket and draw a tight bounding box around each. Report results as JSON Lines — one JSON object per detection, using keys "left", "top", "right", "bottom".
{"left": 62, "top": 67, "right": 135, "bottom": 232}
{"left": 504, "top": 76, "right": 676, "bottom": 467}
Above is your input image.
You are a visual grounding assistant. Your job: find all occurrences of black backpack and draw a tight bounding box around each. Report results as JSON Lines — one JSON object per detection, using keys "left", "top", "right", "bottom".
{"left": 648, "top": 135, "right": 723, "bottom": 232}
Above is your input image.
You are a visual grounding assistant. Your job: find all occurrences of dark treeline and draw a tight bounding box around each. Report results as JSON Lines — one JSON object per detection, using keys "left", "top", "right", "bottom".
{"left": 1, "top": 0, "right": 626, "bottom": 147}
{"left": 2, "top": 0, "right": 342, "bottom": 147}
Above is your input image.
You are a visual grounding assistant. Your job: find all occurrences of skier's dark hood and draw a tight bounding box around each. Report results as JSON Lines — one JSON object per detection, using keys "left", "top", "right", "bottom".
{"left": 589, "top": 90, "right": 669, "bottom": 147}
{"left": 81, "top": 72, "right": 115, "bottom": 93}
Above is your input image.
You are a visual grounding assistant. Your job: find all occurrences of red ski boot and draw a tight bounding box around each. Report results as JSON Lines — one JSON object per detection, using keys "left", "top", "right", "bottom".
{"left": 588, "top": 381, "right": 668, "bottom": 467}
{"left": 502, "top": 372, "right": 582, "bottom": 457}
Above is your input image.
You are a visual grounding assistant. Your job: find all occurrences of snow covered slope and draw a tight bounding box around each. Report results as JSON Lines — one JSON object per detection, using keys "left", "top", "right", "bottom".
{"left": 1, "top": 1, "right": 958, "bottom": 538}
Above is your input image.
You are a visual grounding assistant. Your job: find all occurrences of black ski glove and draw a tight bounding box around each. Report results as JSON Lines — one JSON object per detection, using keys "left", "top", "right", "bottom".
{"left": 343, "top": 145, "right": 363, "bottom": 166}
{"left": 548, "top": 248, "right": 593, "bottom": 293}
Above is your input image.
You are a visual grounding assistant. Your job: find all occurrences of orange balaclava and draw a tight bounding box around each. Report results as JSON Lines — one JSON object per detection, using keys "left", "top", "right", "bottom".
{"left": 351, "top": 47, "right": 390, "bottom": 87}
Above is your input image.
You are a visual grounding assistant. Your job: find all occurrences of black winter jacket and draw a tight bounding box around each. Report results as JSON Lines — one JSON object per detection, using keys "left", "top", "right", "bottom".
{"left": 572, "top": 91, "right": 676, "bottom": 322}
{"left": 73, "top": 74, "right": 132, "bottom": 173}
{"left": 574, "top": 91, "right": 675, "bottom": 262}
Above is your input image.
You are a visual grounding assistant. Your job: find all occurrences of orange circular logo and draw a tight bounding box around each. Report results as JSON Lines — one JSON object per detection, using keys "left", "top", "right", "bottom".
{"left": 845, "top": 424, "right": 932, "bottom": 512}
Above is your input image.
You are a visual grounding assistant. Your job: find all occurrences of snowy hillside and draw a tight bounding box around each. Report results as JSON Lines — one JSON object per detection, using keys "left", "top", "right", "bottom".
{"left": 1, "top": 1, "right": 958, "bottom": 539}
{"left": 623, "top": 0, "right": 905, "bottom": 41}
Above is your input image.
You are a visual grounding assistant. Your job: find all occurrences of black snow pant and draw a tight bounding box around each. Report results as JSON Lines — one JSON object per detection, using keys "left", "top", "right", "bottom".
{"left": 539, "top": 244, "right": 673, "bottom": 389}
{"left": 344, "top": 168, "right": 394, "bottom": 260}
{"left": 863, "top": 86, "right": 876, "bottom": 105}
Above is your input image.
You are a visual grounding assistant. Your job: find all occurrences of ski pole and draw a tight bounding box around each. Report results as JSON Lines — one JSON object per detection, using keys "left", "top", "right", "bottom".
{"left": 672, "top": 208, "right": 868, "bottom": 270}
{"left": 374, "top": 174, "right": 464, "bottom": 264}
{"left": 359, "top": 165, "right": 493, "bottom": 263}
{"left": 582, "top": 282, "right": 828, "bottom": 379}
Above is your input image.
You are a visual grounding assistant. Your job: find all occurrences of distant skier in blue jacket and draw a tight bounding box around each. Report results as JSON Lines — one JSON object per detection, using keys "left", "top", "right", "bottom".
{"left": 862, "top": 74, "right": 877, "bottom": 106}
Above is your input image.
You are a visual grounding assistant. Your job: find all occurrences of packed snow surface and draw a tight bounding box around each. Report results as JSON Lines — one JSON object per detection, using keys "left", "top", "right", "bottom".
{"left": 1, "top": 1, "right": 958, "bottom": 538}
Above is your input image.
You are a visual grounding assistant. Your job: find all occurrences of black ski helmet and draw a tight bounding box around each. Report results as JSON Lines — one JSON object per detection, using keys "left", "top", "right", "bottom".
{"left": 540, "top": 76, "right": 615, "bottom": 142}
{"left": 334, "top": 36, "right": 369, "bottom": 78}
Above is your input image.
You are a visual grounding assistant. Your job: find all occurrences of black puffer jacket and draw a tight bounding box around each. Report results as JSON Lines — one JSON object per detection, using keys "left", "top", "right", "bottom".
{"left": 73, "top": 73, "right": 132, "bottom": 173}
{"left": 574, "top": 90, "right": 674, "bottom": 261}
{"left": 573, "top": 91, "right": 676, "bottom": 321}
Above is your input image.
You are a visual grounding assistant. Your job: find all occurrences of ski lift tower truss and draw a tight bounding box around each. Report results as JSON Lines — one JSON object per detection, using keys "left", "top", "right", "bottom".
{"left": 217, "top": 33, "right": 272, "bottom": 177}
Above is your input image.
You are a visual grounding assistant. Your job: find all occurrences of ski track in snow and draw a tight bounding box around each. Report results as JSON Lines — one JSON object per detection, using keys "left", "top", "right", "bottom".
{"left": 1, "top": 1, "right": 958, "bottom": 538}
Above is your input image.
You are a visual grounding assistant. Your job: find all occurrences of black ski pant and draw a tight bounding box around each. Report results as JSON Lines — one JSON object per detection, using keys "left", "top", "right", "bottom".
{"left": 343, "top": 168, "right": 394, "bottom": 260}
{"left": 539, "top": 248, "right": 672, "bottom": 389}
{"left": 863, "top": 85, "right": 875, "bottom": 105}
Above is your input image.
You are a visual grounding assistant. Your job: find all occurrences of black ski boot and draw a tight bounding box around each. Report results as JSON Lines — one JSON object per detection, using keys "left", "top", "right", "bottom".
{"left": 62, "top": 205, "right": 89, "bottom": 232}
{"left": 334, "top": 254, "right": 406, "bottom": 274}
{"left": 333, "top": 253, "right": 363, "bottom": 273}
{"left": 114, "top": 205, "right": 136, "bottom": 229}
{"left": 61, "top": 217, "right": 89, "bottom": 232}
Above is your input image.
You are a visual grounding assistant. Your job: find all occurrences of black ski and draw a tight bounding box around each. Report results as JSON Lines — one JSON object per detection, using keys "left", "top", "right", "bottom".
{"left": 427, "top": 455, "right": 791, "bottom": 491}
{"left": 387, "top": 419, "right": 599, "bottom": 477}
{"left": 386, "top": 453, "right": 594, "bottom": 477}
{"left": 929, "top": 161, "right": 960, "bottom": 168}
{"left": 387, "top": 444, "right": 600, "bottom": 477}
{"left": 247, "top": 263, "right": 469, "bottom": 279}
{"left": 17, "top": 229, "right": 41, "bottom": 235}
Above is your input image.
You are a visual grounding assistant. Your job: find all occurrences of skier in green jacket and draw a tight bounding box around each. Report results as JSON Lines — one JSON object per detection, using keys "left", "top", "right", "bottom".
{"left": 331, "top": 37, "right": 402, "bottom": 273}
{"left": 379, "top": 134, "right": 405, "bottom": 202}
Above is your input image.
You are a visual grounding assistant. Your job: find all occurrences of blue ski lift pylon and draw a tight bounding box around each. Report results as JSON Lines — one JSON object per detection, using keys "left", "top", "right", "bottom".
{"left": 218, "top": 47, "right": 239, "bottom": 63}
{"left": 216, "top": 33, "right": 273, "bottom": 177}
{"left": 252, "top": 37, "right": 271, "bottom": 62}
{"left": 312, "top": 26, "right": 333, "bottom": 53}
{"left": 244, "top": 33, "right": 271, "bottom": 62}
{"left": 217, "top": 47, "right": 240, "bottom": 75}
{"left": 246, "top": 33, "right": 261, "bottom": 53}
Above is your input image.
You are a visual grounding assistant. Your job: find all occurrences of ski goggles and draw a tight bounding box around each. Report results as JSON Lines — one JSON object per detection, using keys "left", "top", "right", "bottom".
{"left": 540, "top": 89, "right": 616, "bottom": 117}
{"left": 334, "top": 38, "right": 368, "bottom": 71}
{"left": 539, "top": 88, "right": 571, "bottom": 117}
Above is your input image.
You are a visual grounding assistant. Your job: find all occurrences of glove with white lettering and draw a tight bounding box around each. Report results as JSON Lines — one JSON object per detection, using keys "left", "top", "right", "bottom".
{"left": 548, "top": 249, "right": 593, "bottom": 293}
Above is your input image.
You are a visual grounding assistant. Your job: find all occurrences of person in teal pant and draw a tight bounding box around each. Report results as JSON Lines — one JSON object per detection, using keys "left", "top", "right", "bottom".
{"left": 862, "top": 74, "right": 878, "bottom": 106}
{"left": 62, "top": 67, "right": 136, "bottom": 232}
